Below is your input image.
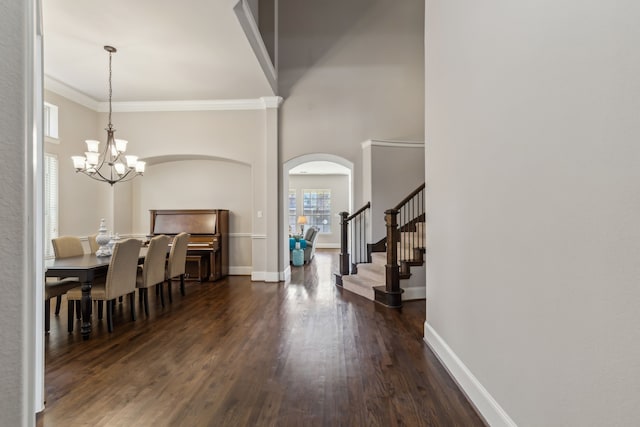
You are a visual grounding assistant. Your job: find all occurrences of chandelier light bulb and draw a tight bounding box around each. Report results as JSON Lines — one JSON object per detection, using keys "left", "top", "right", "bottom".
{"left": 135, "top": 161, "right": 146, "bottom": 173}
{"left": 71, "top": 156, "right": 86, "bottom": 170}
{"left": 125, "top": 155, "right": 138, "bottom": 168}
{"left": 85, "top": 140, "right": 100, "bottom": 152}
{"left": 115, "top": 139, "right": 128, "bottom": 153}
{"left": 114, "top": 162, "right": 126, "bottom": 176}
{"left": 85, "top": 152, "right": 100, "bottom": 166}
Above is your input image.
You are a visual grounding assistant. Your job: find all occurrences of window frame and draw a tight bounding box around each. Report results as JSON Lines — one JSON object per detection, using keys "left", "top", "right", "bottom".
{"left": 302, "top": 188, "right": 331, "bottom": 234}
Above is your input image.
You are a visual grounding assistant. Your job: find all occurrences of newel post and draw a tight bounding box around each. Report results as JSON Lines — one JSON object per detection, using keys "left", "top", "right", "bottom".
{"left": 385, "top": 209, "right": 400, "bottom": 294}
{"left": 339, "top": 211, "right": 350, "bottom": 276}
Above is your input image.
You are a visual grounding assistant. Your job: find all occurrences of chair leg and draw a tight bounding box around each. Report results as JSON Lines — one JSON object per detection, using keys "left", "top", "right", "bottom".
{"left": 180, "top": 274, "right": 185, "bottom": 296}
{"left": 119, "top": 296, "right": 123, "bottom": 303}
{"left": 168, "top": 279, "right": 173, "bottom": 303}
{"left": 68, "top": 301, "right": 74, "bottom": 333}
{"left": 159, "top": 282, "right": 165, "bottom": 307}
{"left": 143, "top": 288, "right": 149, "bottom": 317}
{"left": 107, "top": 300, "right": 114, "bottom": 333}
{"left": 54, "top": 295, "right": 62, "bottom": 315}
{"left": 138, "top": 288, "right": 144, "bottom": 305}
{"left": 97, "top": 300, "right": 104, "bottom": 320}
{"left": 75, "top": 300, "right": 81, "bottom": 319}
{"left": 45, "top": 298, "right": 51, "bottom": 333}
{"left": 129, "top": 293, "right": 136, "bottom": 321}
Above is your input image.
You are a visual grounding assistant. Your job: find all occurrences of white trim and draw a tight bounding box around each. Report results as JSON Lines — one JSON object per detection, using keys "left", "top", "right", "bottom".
{"left": 252, "top": 234, "right": 267, "bottom": 239}
{"left": 100, "top": 99, "right": 269, "bottom": 112}
{"left": 361, "top": 139, "right": 425, "bottom": 149}
{"left": 229, "top": 266, "right": 252, "bottom": 275}
{"left": 251, "top": 271, "right": 281, "bottom": 282}
{"left": 233, "top": 0, "right": 278, "bottom": 94}
{"left": 424, "top": 323, "right": 517, "bottom": 427}
{"left": 230, "top": 232, "right": 252, "bottom": 238}
{"left": 316, "top": 243, "right": 340, "bottom": 249}
{"left": 260, "top": 96, "right": 283, "bottom": 109}
{"left": 45, "top": 75, "right": 275, "bottom": 112}
{"left": 280, "top": 265, "right": 291, "bottom": 282}
{"left": 44, "top": 75, "right": 100, "bottom": 111}
{"left": 401, "top": 286, "right": 426, "bottom": 301}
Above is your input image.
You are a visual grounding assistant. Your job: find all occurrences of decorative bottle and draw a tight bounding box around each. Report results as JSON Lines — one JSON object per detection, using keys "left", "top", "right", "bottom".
{"left": 95, "top": 218, "right": 112, "bottom": 257}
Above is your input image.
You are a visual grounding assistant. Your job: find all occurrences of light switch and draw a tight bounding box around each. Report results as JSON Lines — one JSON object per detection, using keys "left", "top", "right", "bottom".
{"left": 257, "top": 210, "right": 263, "bottom": 218}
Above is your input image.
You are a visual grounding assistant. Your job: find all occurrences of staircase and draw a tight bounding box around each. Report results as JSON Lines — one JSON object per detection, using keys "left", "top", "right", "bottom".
{"left": 336, "top": 183, "right": 426, "bottom": 308}
{"left": 341, "top": 221, "right": 425, "bottom": 302}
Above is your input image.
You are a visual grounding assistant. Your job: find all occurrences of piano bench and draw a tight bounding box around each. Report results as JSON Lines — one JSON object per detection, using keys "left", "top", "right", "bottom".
{"left": 185, "top": 255, "right": 203, "bottom": 282}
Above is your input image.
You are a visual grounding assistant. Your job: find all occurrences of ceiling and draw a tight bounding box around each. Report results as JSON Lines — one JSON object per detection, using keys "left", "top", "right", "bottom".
{"left": 42, "top": 0, "right": 274, "bottom": 103}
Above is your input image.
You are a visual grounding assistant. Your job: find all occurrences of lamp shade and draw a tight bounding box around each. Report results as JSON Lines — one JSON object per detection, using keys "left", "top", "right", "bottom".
{"left": 297, "top": 215, "right": 307, "bottom": 225}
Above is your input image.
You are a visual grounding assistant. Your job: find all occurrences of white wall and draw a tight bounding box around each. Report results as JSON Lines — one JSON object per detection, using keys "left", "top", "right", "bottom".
{"left": 425, "top": 1, "right": 640, "bottom": 426}
{"left": 289, "top": 174, "right": 349, "bottom": 247}
{"left": 278, "top": 0, "right": 425, "bottom": 210}
{"left": 132, "top": 159, "right": 253, "bottom": 271}
{"left": 44, "top": 90, "right": 112, "bottom": 236}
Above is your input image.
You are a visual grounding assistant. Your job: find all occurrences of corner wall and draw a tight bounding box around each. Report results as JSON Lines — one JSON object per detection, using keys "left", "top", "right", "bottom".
{"left": 425, "top": 1, "right": 640, "bottom": 425}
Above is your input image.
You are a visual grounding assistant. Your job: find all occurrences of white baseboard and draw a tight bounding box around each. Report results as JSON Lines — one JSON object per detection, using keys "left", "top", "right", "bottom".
{"left": 251, "top": 271, "right": 281, "bottom": 282}
{"left": 402, "top": 286, "right": 426, "bottom": 301}
{"left": 280, "top": 265, "right": 291, "bottom": 282}
{"left": 423, "top": 322, "right": 517, "bottom": 427}
{"left": 316, "top": 243, "right": 340, "bottom": 249}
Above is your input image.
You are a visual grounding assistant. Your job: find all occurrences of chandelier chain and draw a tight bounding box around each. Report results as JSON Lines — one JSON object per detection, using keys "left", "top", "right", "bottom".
{"left": 108, "top": 50, "right": 113, "bottom": 128}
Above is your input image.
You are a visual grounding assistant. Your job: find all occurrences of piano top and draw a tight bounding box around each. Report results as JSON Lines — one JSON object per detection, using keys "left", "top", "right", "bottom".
{"left": 151, "top": 209, "right": 217, "bottom": 235}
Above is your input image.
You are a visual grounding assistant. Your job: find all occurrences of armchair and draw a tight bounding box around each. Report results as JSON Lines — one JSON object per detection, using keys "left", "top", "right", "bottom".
{"left": 302, "top": 226, "right": 320, "bottom": 263}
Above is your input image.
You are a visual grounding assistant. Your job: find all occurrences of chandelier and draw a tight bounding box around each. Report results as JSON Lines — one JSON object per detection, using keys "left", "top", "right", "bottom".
{"left": 71, "top": 45, "right": 145, "bottom": 185}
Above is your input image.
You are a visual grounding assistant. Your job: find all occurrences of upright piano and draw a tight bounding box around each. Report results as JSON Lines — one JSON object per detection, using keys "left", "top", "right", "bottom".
{"left": 150, "top": 209, "right": 229, "bottom": 281}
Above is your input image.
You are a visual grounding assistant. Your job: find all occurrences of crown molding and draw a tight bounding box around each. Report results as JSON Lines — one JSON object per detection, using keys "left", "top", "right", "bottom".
{"left": 44, "top": 75, "right": 278, "bottom": 112}
{"left": 361, "top": 139, "right": 425, "bottom": 149}
{"left": 99, "top": 99, "right": 270, "bottom": 112}
{"left": 44, "top": 75, "right": 100, "bottom": 111}
{"left": 260, "top": 96, "right": 283, "bottom": 109}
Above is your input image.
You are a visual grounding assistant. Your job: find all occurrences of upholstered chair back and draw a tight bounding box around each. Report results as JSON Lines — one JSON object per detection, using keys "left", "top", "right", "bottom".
{"left": 104, "top": 238, "right": 141, "bottom": 301}
{"left": 167, "top": 232, "right": 190, "bottom": 279}
{"left": 141, "top": 235, "right": 170, "bottom": 288}
{"left": 52, "top": 236, "right": 84, "bottom": 258}
{"left": 88, "top": 233, "right": 100, "bottom": 254}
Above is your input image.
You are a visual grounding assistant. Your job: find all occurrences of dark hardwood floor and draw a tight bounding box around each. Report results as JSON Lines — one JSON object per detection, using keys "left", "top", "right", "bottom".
{"left": 39, "top": 249, "right": 485, "bottom": 427}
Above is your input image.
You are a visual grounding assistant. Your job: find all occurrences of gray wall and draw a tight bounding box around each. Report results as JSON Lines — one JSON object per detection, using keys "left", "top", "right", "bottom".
{"left": 0, "top": 1, "right": 35, "bottom": 425}
{"left": 426, "top": 1, "right": 640, "bottom": 425}
{"left": 278, "top": 0, "right": 425, "bottom": 209}
{"left": 364, "top": 142, "right": 424, "bottom": 242}
{"left": 289, "top": 174, "right": 349, "bottom": 247}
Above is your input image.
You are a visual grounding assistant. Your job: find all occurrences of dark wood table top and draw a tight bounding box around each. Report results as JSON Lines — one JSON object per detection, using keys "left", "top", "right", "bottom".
{"left": 45, "top": 247, "right": 148, "bottom": 279}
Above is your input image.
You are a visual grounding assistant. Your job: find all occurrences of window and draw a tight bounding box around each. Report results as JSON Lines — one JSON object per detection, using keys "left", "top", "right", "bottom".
{"left": 288, "top": 189, "right": 297, "bottom": 234}
{"left": 44, "top": 154, "right": 58, "bottom": 259}
{"left": 303, "top": 189, "right": 331, "bottom": 233}
{"left": 43, "top": 102, "right": 59, "bottom": 140}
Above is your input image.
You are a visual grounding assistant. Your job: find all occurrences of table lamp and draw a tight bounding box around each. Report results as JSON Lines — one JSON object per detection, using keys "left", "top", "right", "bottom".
{"left": 297, "top": 215, "right": 307, "bottom": 235}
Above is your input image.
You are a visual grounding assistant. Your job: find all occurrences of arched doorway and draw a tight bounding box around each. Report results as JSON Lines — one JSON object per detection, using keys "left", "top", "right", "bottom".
{"left": 281, "top": 154, "right": 353, "bottom": 280}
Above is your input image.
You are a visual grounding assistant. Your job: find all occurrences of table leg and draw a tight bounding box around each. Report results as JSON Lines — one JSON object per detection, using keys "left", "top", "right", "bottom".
{"left": 80, "top": 280, "right": 92, "bottom": 340}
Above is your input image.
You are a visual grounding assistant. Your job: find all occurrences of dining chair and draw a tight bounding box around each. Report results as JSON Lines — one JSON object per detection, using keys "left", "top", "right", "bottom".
{"left": 161, "top": 232, "right": 190, "bottom": 306}
{"left": 66, "top": 238, "right": 142, "bottom": 333}
{"left": 45, "top": 277, "right": 80, "bottom": 333}
{"left": 88, "top": 233, "right": 99, "bottom": 254}
{"left": 136, "top": 234, "right": 170, "bottom": 316}
{"left": 48, "top": 235, "right": 85, "bottom": 326}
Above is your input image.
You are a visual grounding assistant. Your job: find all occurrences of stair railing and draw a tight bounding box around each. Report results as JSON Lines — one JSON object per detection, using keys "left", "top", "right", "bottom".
{"left": 338, "top": 202, "right": 371, "bottom": 276}
{"left": 385, "top": 183, "right": 425, "bottom": 292}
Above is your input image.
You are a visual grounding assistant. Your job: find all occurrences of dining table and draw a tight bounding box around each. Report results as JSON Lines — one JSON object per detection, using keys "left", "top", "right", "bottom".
{"left": 45, "top": 247, "right": 148, "bottom": 340}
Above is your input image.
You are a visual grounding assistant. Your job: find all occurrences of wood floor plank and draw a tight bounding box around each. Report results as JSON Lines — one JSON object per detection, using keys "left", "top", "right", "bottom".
{"left": 38, "top": 249, "right": 485, "bottom": 427}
